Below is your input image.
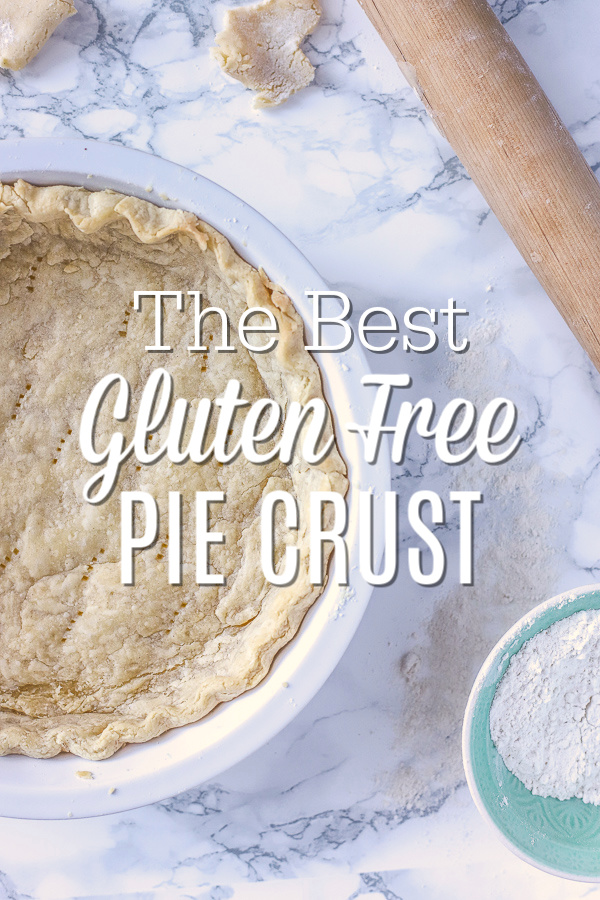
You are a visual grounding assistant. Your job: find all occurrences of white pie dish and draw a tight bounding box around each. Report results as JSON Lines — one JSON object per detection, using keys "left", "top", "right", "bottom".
{"left": 0, "top": 138, "right": 389, "bottom": 819}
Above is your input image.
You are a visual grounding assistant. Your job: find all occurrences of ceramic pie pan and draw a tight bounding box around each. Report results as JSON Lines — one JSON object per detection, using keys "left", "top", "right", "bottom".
{"left": 0, "top": 138, "right": 389, "bottom": 819}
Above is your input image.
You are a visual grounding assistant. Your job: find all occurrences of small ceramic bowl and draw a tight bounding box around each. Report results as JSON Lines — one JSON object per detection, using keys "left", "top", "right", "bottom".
{"left": 463, "top": 583, "right": 600, "bottom": 882}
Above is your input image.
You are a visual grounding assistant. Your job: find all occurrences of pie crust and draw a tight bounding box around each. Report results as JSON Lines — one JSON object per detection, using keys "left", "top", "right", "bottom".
{"left": 0, "top": 180, "right": 347, "bottom": 759}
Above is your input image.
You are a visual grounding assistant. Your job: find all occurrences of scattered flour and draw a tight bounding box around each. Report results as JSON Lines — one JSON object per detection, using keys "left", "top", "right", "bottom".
{"left": 331, "top": 585, "right": 357, "bottom": 620}
{"left": 384, "top": 318, "right": 568, "bottom": 810}
{"left": 491, "top": 609, "right": 600, "bottom": 804}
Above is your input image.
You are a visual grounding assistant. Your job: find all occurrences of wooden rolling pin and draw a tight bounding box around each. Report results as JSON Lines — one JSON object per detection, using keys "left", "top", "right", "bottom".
{"left": 356, "top": 0, "right": 600, "bottom": 371}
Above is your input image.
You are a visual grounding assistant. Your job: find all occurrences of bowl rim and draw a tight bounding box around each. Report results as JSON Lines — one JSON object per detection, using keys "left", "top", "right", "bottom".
{"left": 462, "top": 582, "right": 600, "bottom": 883}
{"left": 0, "top": 137, "right": 390, "bottom": 819}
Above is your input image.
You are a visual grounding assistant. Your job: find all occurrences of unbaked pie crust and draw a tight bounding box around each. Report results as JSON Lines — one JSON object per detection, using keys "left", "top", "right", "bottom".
{"left": 0, "top": 180, "right": 346, "bottom": 759}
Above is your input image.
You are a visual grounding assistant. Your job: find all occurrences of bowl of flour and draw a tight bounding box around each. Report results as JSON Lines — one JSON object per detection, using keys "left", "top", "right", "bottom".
{"left": 463, "top": 584, "right": 600, "bottom": 881}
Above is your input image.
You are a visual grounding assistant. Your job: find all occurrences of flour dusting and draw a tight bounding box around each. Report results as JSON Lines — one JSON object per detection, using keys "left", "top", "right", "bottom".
{"left": 384, "top": 317, "right": 567, "bottom": 810}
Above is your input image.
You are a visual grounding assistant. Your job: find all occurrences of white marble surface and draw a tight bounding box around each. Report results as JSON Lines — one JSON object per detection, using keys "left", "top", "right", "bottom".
{"left": 1, "top": 0, "right": 600, "bottom": 896}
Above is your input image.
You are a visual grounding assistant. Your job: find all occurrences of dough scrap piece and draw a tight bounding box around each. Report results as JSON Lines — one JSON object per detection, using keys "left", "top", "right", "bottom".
{"left": 0, "top": 181, "right": 347, "bottom": 760}
{"left": 0, "top": 0, "right": 76, "bottom": 71}
{"left": 212, "top": 0, "right": 321, "bottom": 108}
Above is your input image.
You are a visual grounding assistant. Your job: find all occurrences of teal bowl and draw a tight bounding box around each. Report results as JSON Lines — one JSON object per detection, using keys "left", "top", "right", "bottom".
{"left": 463, "top": 584, "right": 600, "bottom": 881}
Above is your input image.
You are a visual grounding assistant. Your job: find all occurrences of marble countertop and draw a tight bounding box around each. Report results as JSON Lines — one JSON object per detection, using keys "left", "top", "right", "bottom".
{"left": 2, "top": 0, "right": 600, "bottom": 896}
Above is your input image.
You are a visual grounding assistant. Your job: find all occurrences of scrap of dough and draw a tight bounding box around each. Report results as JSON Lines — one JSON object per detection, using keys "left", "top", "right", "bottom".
{"left": 212, "top": 0, "right": 321, "bottom": 108}
{"left": 0, "top": 0, "right": 76, "bottom": 71}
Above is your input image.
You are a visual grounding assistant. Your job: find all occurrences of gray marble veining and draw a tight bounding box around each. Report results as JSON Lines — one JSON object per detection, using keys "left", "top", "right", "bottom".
{"left": 1, "top": 0, "right": 600, "bottom": 896}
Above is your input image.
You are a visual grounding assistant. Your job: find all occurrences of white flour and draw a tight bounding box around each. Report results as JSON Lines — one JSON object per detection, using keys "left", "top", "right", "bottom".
{"left": 490, "top": 609, "right": 600, "bottom": 804}
{"left": 386, "top": 318, "right": 563, "bottom": 810}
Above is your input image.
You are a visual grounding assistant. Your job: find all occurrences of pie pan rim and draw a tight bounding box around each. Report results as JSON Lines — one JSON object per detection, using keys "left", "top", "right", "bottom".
{"left": 0, "top": 137, "right": 389, "bottom": 819}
